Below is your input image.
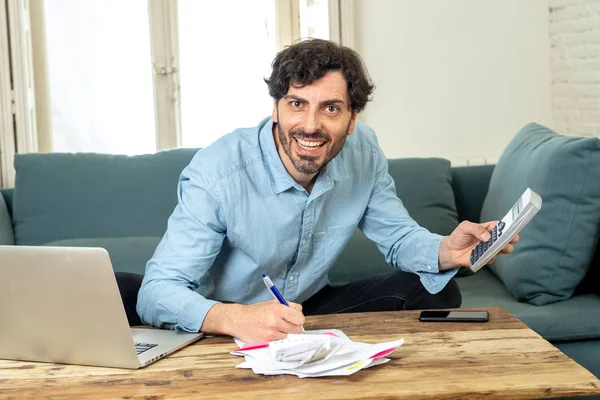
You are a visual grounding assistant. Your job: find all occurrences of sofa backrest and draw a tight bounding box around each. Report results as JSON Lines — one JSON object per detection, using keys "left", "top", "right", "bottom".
{"left": 9, "top": 154, "right": 496, "bottom": 246}
{"left": 451, "top": 165, "right": 495, "bottom": 223}
{"left": 12, "top": 149, "right": 198, "bottom": 245}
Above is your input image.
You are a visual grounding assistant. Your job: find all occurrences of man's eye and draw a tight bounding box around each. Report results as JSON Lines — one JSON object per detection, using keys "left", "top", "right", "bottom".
{"left": 326, "top": 105, "right": 339, "bottom": 113}
{"left": 291, "top": 101, "right": 302, "bottom": 108}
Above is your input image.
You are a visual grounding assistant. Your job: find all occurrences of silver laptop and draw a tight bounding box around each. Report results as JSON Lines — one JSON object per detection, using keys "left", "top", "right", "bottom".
{"left": 0, "top": 245, "right": 202, "bottom": 369}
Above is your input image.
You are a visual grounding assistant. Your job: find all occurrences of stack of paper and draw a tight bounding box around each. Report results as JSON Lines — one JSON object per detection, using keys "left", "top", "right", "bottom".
{"left": 230, "top": 329, "right": 404, "bottom": 378}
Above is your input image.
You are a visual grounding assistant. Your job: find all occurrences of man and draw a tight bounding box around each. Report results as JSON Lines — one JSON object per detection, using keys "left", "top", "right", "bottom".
{"left": 136, "top": 39, "right": 517, "bottom": 343}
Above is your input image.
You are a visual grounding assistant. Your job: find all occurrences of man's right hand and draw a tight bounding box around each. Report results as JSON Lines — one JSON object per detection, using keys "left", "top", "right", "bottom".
{"left": 201, "top": 300, "right": 305, "bottom": 343}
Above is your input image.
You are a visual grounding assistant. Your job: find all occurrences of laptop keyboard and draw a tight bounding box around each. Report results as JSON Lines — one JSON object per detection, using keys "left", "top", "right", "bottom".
{"left": 135, "top": 342, "right": 158, "bottom": 355}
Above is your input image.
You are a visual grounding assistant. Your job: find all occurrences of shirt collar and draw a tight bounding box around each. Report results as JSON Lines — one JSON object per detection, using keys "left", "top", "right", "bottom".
{"left": 259, "top": 118, "right": 350, "bottom": 195}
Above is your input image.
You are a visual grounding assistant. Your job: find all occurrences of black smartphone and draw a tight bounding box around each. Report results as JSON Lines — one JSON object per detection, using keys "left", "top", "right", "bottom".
{"left": 419, "top": 310, "right": 489, "bottom": 322}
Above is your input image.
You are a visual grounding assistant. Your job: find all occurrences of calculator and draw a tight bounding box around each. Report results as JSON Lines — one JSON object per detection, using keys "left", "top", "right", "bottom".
{"left": 470, "top": 188, "right": 542, "bottom": 272}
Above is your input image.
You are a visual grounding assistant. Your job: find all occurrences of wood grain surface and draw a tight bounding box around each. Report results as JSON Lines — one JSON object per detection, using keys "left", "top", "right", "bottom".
{"left": 1, "top": 307, "right": 599, "bottom": 399}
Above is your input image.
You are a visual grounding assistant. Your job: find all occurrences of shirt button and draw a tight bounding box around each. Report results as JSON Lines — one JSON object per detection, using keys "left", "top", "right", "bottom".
{"left": 289, "top": 276, "right": 294, "bottom": 282}
{"left": 427, "top": 265, "right": 432, "bottom": 271}
{"left": 301, "top": 240, "right": 306, "bottom": 246}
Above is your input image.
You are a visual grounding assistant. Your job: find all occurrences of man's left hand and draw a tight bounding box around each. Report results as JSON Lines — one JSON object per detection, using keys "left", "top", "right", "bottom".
{"left": 438, "top": 221, "right": 519, "bottom": 270}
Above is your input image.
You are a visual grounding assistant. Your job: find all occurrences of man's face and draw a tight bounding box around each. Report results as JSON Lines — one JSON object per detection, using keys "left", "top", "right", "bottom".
{"left": 272, "top": 71, "right": 357, "bottom": 180}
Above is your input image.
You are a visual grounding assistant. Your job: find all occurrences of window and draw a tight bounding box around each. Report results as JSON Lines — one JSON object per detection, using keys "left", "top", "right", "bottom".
{"left": 9, "top": 0, "right": 343, "bottom": 171}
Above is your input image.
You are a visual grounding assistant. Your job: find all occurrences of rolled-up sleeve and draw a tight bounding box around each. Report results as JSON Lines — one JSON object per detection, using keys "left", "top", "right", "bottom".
{"left": 137, "top": 159, "right": 226, "bottom": 332}
{"left": 359, "top": 147, "right": 457, "bottom": 294}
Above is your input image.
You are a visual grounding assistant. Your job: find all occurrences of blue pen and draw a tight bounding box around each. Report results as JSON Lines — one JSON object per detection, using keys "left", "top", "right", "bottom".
{"left": 262, "top": 274, "right": 305, "bottom": 333}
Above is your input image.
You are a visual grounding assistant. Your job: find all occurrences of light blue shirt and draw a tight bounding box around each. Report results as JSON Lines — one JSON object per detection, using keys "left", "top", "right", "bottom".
{"left": 137, "top": 118, "right": 458, "bottom": 332}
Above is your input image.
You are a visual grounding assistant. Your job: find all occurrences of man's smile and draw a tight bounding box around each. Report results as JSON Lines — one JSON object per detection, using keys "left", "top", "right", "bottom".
{"left": 295, "top": 138, "right": 326, "bottom": 148}
{"left": 294, "top": 137, "right": 327, "bottom": 152}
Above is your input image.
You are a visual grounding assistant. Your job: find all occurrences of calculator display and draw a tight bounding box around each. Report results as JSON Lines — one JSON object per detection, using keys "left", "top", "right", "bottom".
{"left": 511, "top": 199, "right": 523, "bottom": 220}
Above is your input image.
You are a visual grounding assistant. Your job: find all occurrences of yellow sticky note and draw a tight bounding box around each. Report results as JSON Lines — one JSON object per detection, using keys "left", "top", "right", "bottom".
{"left": 346, "top": 360, "right": 365, "bottom": 371}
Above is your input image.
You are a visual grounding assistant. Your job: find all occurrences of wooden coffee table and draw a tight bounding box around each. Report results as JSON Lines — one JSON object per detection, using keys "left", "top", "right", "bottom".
{"left": 1, "top": 307, "right": 599, "bottom": 399}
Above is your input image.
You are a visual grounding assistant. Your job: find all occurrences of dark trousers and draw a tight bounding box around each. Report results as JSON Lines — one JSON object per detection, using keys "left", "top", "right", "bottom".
{"left": 115, "top": 270, "right": 461, "bottom": 326}
{"left": 115, "top": 272, "right": 144, "bottom": 326}
{"left": 303, "top": 270, "right": 461, "bottom": 316}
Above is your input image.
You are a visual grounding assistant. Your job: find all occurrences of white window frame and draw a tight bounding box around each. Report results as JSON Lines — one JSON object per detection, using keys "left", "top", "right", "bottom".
{"left": 277, "top": 0, "right": 350, "bottom": 50}
{"left": 148, "top": 0, "right": 181, "bottom": 151}
{"left": 326, "top": 0, "right": 354, "bottom": 47}
{"left": 9, "top": 0, "right": 37, "bottom": 155}
{"left": 0, "top": 0, "right": 37, "bottom": 188}
{"left": 276, "top": 0, "right": 300, "bottom": 51}
{"left": 0, "top": 1, "right": 14, "bottom": 188}
{"left": 337, "top": 0, "right": 354, "bottom": 48}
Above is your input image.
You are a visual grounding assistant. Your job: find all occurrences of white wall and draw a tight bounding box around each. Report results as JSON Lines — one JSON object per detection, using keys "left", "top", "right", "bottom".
{"left": 352, "top": 0, "right": 554, "bottom": 165}
{"left": 549, "top": 0, "right": 600, "bottom": 138}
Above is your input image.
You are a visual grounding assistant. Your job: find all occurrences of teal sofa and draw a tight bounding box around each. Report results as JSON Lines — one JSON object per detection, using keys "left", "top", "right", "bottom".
{"left": 0, "top": 131, "right": 599, "bottom": 397}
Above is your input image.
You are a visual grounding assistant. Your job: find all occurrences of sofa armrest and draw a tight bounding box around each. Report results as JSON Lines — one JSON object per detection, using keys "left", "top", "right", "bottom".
{"left": 0, "top": 193, "right": 14, "bottom": 245}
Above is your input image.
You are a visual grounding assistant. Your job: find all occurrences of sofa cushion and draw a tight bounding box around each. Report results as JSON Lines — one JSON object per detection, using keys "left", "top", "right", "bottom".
{"left": 481, "top": 123, "right": 600, "bottom": 306}
{"left": 458, "top": 269, "right": 600, "bottom": 341}
{"left": 44, "top": 237, "right": 161, "bottom": 275}
{"left": 0, "top": 193, "right": 14, "bottom": 245}
{"left": 13, "top": 149, "right": 198, "bottom": 245}
{"left": 329, "top": 158, "right": 459, "bottom": 285}
{"left": 389, "top": 158, "right": 459, "bottom": 236}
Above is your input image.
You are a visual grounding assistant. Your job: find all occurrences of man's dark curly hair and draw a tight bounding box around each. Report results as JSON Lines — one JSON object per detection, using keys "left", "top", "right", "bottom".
{"left": 265, "top": 39, "right": 375, "bottom": 113}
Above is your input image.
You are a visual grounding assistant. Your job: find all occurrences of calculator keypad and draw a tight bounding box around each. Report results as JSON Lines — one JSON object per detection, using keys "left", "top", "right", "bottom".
{"left": 470, "top": 222, "right": 505, "bottom": 265}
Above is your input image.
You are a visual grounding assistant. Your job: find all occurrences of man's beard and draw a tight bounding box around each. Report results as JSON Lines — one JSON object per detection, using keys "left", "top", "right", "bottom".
{"left": 276, "top": 116, "right": 351, "bottom": 176}
{"left": 277, "top": 124, "right": 330, "bottom": 175}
